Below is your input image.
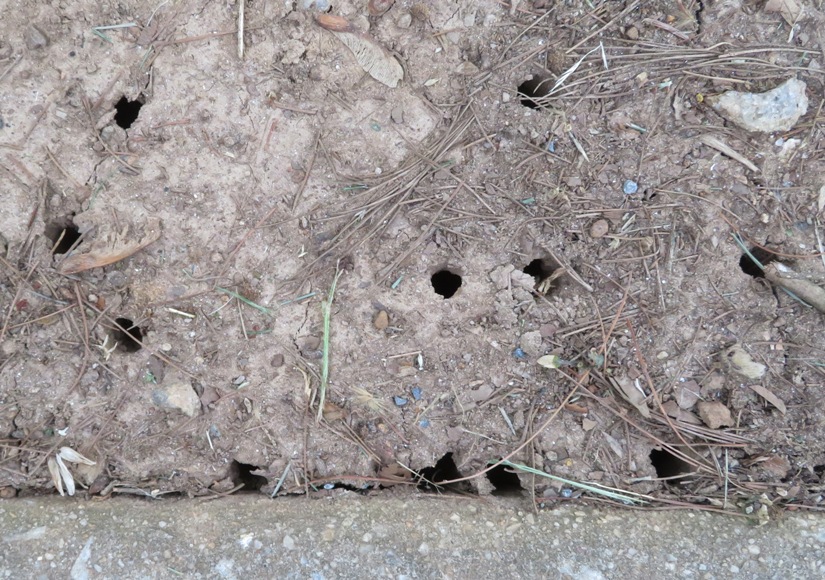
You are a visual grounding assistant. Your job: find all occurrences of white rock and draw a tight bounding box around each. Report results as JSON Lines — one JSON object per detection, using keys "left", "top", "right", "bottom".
{"left": 152, "top": 380, "right": 200, "bottom": 417}
{"left": 710, "top": 78, "right": 808, "bottom": 133}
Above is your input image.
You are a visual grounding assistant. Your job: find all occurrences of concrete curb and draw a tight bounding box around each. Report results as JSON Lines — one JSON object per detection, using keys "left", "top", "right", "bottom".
{"left": 1, "top": 496, "right": 823, "bottom": 578}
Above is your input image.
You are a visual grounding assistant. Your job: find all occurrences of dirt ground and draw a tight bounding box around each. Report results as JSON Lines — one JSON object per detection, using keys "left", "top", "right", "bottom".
{"left": 1, "top": 0, "right": 824, "bottom": 513}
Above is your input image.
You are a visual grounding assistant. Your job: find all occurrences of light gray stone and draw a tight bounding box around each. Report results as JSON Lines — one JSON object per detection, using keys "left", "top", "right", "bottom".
{"left": 710, "top": 78, "right": 808, "bottom": 133}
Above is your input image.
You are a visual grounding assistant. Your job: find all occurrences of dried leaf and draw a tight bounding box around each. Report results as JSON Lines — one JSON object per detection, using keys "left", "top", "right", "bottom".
{"left": 48, "top": 458, "right": 64, "bottom": 496}
{"left": 59, "top": 217, "right": 162, "bottom": 275}
{"left": 55, "top": 455, "right": 76, "bottom": 496}
{"left": 537, "top": 354, "right": 565, "bottom": 369}
{"left": 316, "top": 15, "right": 403, "bottom": 88}
{"left": 377, "top": 463, "right": 410, "bottom": 487}
{"left": 662, "top": 400, "right": 703, "bottom": 425}
{"left": 610, "top": 376, "right": 650, "bottom": 418}
{"left": 763, "top": 263, "right": 825, "bottom": 314}
{"left": 764, "top": 0, "right": 802, "bottom": 26}
{"left": 582, "top": 418, "right": 597, "bottom": 431}
{"left": 748, "top": 384, "right": 787, "bottom": 414}
{"left": 58, "top": 446, "right": 96, "bottom": 465}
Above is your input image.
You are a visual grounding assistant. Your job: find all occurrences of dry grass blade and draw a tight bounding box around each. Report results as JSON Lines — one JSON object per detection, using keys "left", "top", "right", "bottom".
{"left": 697, "top": 135, "right": 759, "bottom": 173}
{"left": 501, "top": 460, "right": 651, "bottom": 504}
{"left": 317, "top": 268, "right": 343, "bottom": 422}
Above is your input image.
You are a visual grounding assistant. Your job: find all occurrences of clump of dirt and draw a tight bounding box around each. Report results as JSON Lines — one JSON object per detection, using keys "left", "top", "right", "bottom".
{"left": 1, "top": 0, "right": 824, "bottom": 518}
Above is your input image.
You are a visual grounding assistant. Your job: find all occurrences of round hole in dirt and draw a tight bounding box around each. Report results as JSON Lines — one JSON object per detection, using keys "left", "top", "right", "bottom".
{"left": 650, "top": 448, "right": 693, "bottom": 482}
{"left": 112, "top": 317, "right": 143, "bottom": 352}
{"left": 739, "top": 246, "right": 779, "bottom": 278}
{"left": 517, "top": 75, "right": 552, "bottom": 109}
{"left": 229, "top": 460, "right": 268, "bottom": 492}
{"left": 523, "top": 258, "right": 555, "bottom": 280}
{"left": 45, "top": 217, "right": 81, "bottom": 255}
{"left": 418, "top": 452, "right": 463, "bottom": 492}
{"left": 523, "top": 257, "right": 560, "bottom": 295}
{"left": 114, "top": 95, "right": 144, "bottom": 129}
{"left": 431, "top": 269, "right": 462, "bottom": 299}
{"left": 485, "top": 462, "right": 523, "bottom": 496}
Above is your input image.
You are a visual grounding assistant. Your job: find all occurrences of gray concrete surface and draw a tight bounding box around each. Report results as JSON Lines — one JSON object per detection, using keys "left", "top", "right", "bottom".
{"left": 1, "top": 495, "right": 824, "bottom": 579}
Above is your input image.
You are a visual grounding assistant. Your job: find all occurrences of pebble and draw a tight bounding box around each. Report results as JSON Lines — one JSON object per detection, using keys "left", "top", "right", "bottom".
{"left": 391, "top": 106, "right": 404, "bottom": 124}
{"left": 0, "top": 487, "right": 17, "bottom": 499}
{"left": 282, "top": 535, "right": 296, "bottom": 550}
{"left": 270, "top": 353, "right": 285, "bottom": 367}
{"left": 397, "top": 13, "right": 412, "bottom": 28}
{"left": 373, "top": 310, "right": 389, "bottom": 330}
{"left": 622, "top": 180, "right": 638, "bottom": 195}
{"left": 625, "top": 26, "right": 639, "bottom": 40}
{"left": 26, "top": 25, "right": 49, "bottom": 50}
{"left": 520, "top": 330, "right": 543, "bottom": 357}
{"left": 589, "top": 219, "right": 609, "bottom": 238}
{"left": 298, "top": 0, "right": 330, "bottom": 10}
{"left": 152, "top": 380, "right": 200, "bottom": 417}
{"left": 709, "top": 78, "right": 808, "bottom": 133}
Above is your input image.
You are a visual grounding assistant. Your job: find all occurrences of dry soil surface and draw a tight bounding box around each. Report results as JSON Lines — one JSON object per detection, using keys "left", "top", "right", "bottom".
{"left": 1, "top": 0, "right": 825, "bottom": 514}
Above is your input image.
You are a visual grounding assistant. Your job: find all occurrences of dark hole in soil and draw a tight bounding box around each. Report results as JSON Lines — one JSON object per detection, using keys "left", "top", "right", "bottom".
{"left": 112, "top": 317, "right": 143, "bottom": 352}
{"left": 486, "top": 463, "right": 523, "bottom": 496}
{"left": 523, "top": 258, "right": 555, "bottom": 280}
{"left": 418, "top": 452, "right": 463, "bottom": 492}
{"left": 114, "top": 95, "right": 144, "bottom": 129}
{"left": 517, "top": 75, "right": 552, "bottom": 109}
{"left": 45, "top": 218, "right": 81, "bottom": 254}
{"left": 431, "top": 270, "right": 462, "bottom": 299}
{"left": 650, "top": 448, "right": 693, "bottom": 482}
{"left": 739, "top": 246, "right": 778, "bottom": 278}
{"left": 229, "top": 461, "right": 268, "bottom": 491}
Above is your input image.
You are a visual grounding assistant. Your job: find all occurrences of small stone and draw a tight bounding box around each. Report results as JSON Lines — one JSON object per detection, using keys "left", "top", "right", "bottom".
{"left": 697, "top": 401, "right": 733, "bottom": 429}
{"left": 622, "top": 180, "right": 638, "bottom": 195}
{"left": 0, "top": 486, "right": 17, "bottom": 498}
{"left": 373, "top": 310, "right": 389, "bottom": 330}
{"left": 26, "top": 25, "right": 49, "bottom": 50}
{"left": 152, "top": 380, "right": 201, "bottom": 417}
{"left": 589, "top": 219, "right": 609, "bottom": 238}
{"left": 298, "top": 336, "right": 321, "bottom": 351}
{"left": 270, "top": 353, "right": 285, "bottom": 367}
{"left": 625, "top": 26, "right": 639, "bottom": 40}
{"left": 709, "top": 78, "right": 808, "bottom": 133}
{"left": 520, "top": 330, "right": 543, "bottom": 357}
{"left": 390, "top": 106, "right": 404, "bottom": 124}
{"left": 675, "top": 380, "right": 701, "bottom": 409}
{"left": 282, "top": 535, "right": 296, "bottom": 550}
{"left": 397, "top": 13, "right": 412, "bottom": 28}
